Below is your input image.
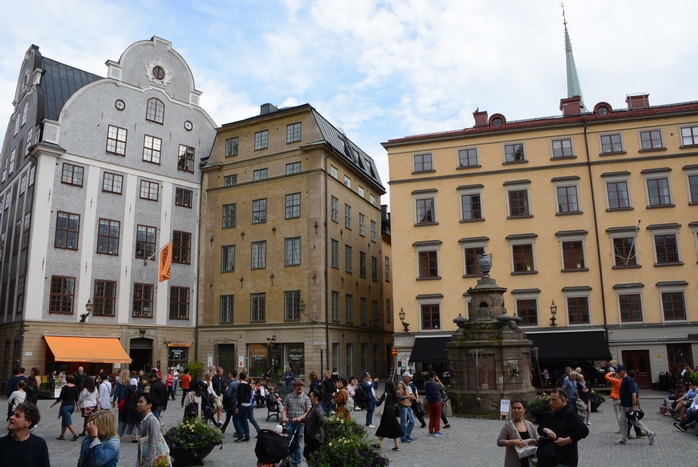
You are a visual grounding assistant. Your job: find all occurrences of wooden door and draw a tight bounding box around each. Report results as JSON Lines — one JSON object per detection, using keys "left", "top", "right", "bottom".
{"left": 622, "top": 350, "right": 652, "bottom": 388}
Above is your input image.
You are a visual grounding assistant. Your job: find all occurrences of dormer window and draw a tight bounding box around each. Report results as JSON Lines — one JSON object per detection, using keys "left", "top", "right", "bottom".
{"left": 492, "top": 117, "right": 503, "bottom": 127}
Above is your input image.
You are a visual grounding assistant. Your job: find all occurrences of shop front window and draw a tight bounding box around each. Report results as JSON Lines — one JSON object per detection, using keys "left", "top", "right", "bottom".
{"left": 167, "top": 347, "right": 188, "bottom": 371}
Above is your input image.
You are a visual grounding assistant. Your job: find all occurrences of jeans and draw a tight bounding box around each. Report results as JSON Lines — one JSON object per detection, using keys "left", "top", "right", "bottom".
{"left": 365, "top": 399, "right": 375, "bottom": 426}
{"left": 428, "top": 402, "right": 442, "bottom": 433}
{"left": 248, "top": 406, "right": 261, "bottom": 433}
{"left": 237, "top": 405, "right": 252, "bottom": 439}
{"left": 172, "top": 380, "right": 178, "bottom": 398}
{"left": 152, "top": 406, "right": 163, "bottom": 420}
{"left": 399, "top": 405, "right": 415, "bottom": 440}
{"left": 287, "top": 421, "right": 305, "bottom": 467}
{"left": 221, "top": 400, "right": 241, "bottom": 435}
{"left": 180, "top": 388, "right": 190, "bottom": 408}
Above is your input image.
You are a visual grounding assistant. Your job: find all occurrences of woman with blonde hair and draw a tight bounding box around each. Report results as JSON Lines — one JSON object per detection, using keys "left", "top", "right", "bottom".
{"left": 77, "top": 410, "right": 120, "bottom": 466}
{"left": 204, "top": 372, "right": 224, "bottom": 426}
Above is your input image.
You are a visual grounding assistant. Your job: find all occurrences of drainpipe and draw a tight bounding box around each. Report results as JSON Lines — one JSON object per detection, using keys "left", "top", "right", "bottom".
{"left": 323, "top": 153, "right": 331, "bottom": 373}
{"left": 582, "top": 119, "right": 609, "bottom": 336}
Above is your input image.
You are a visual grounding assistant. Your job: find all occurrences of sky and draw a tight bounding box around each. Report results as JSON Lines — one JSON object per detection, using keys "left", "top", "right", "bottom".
{"left": 1, "top": 0, "right": 697, "bottom": 203}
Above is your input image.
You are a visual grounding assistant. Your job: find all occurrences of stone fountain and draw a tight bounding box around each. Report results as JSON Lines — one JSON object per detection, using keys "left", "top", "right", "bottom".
{"left": 446, "top": 251, "right": 536, "bottom": 416}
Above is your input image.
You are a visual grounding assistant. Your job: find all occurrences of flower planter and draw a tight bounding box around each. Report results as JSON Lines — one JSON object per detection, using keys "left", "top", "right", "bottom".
{"left": 170, "top": 444, "right": 216, "bottom": 466}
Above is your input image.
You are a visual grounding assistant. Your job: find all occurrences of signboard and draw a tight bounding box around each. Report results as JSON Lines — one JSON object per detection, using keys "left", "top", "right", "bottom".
{"left": 207, "top": 354, "right": 213, "bottom": 368}
{"left": 238, "top": 354, "right": 245, "bottom": 368}
{"left": 500, "top": 399, "right": 510, "bottom": 420}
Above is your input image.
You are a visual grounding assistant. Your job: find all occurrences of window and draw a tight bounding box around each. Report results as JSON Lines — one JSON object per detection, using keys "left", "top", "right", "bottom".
{"left": 600, "top": 133, "right": 623, "bottom": 153}
{"left": 344, "top": 204, "right": 352, "bottom": 229}
{"left": 173, "top": 231, "right": 191, "bottom": 264}
{"left": 21, "top": 102, "right": 28, "bottom": 126}
{"left": 359, "top": 252, "right": 366, "bottom": 277}
{"left": 358, "top": 186, "right": 365, "bottom": 198}
{"left": 225, "top": 137, "right": 239, "bottom": 157}
{"left": 254, "top": 130, "right": 268, "bottom": 150}
{"left": 175, "top": 188, "right": 193, "bottom": 207}
{"left": 418, "top": 251, "right": 439, "bottom": 278}
{"left": 681, "top": 126, "right": 698, "bottom": 146}
{"left": 222, "top": 203, "right": 236, "bottom": 228}
{"left": 285, "top": 193, "right": 300, "bottom": 219}
{"left": 359, "top": 213, "right": 365, "bottom": 236}
{"left": 385, "top": 256, "right": 390, "bottom": 281}
{"left": 460, "top": 194, "right": 482, "bottom": 221}
{"left": 370, "top": 220, "right": 377, "bottom": 242}
{"left": 516, "top": 300, "right": 538, "bottom": 326}
{"left": 96, "top": 219, "right": 119, "bottom": 255}
{"left": 371, "top": 256, "right": 378, "bottom": 281}
{"left": 139, "top": 180, "right": 159, "bottom": 201}
{"left": 286, "top": 123, "right": 301, "bottom": 143}
{"left": 330, "top": 166, "right": 338, "bottom": 179}
{"left": 146, "top": 98, "right": 164, "bottom": 124}
{"left": 345, "top": 245, "right": 353, "bottom": 273}
{"left": 286, "top": 162, "right": 301, "bottom": 174}
{"left": 615, "top": 237, "right": 638, "bottom": 267}
{"left": 421, "top": 304, "right": 440, "bottom": 330}
{"left": 25, "top": 128, "right": 33, "bottom": 156}
{"left": 136, "top": 225, "right": 156, "bottom": 259}
{"left": 344, "top": 175, "right": 351, "bottom": 188}
{"left": 284, "top": 237, "right": 301, "bottom": 266}
{"left": 106, "top": 125, "right": 127, "bottom": 155}
{"left": 50, "top": 276, "right": 75, "bottom": 314}
{"left": 370, "top": 194, "right": 376, "bottom": 205}
{"left": 562, "top": 241, "right": 585, "bottom": 270}
{"left": 19, "top": 173, "right": 27, "bottom": 195}
{"left": 688, "top": 174, "right": 698, "bottom": 203}
{"left": 13, "top": 220, "right": 20, "bottom": 255}
{"left": 221, "top": 245, "right": 235, "bottom": 272}
{"left": 284, "top": 290, "right": 301, "bottom": 321}
{"left": 640, "top": 130, "right": 663, "bottom": 150}
{"left": 386, "top": 298, "right": 392, "bottom": 323}
{"left": 224, "top": 174, "right": 237, "bottom": 186}
{"left": 606, "top": 181, "right": 630, "bottom": 210}
{"left": 134, "top": 284, "right": 154, "bottom": 318}
{"left": 415, "top": 198, "right": 435, "bottom": 224}
{"left": 102, "top": 172, "right": 123, "bottom": 194}
{"left": 458, "top": 148, "right": 478, "bottom": 167}
{"left": 177, "top": 145, "right": 195, "bottom": 172}
{"left": 220, "top": 295, "right": 234, "bottom": 323}
{"left": 253, "top": 168, "right": 268, "bottom": 181}
{"left": 331, "top": 291, "right": 340, "bottom": 321}
{"left": 13, "top": 116, "right": 19, "bottom": 136}
{"left": 551, "top": 138, "right": 573, "bottom": 158}
{"left": 55, "top": 211, "right": 80, "bottom": 250}
{"left": 250, "top": 293, "right": 266, "bottom": 322}
{"left": 413, "top": 153, "right": 433, "bottom": 172}
{"left": 29, "top": 165, "right": 35, "bottom": 186}
{"left": 169, "top": 286, "right": 189, "bottom": 320}
{"left": 346, "top": 294, "right": 354, "bottom": 323}
{"left": 512, "top": 244, "right": 534, "bottom": 272}
{"left": 646, "top": 177, "right": 672, "bottom": 206}
{"left": 252, "top": 199, "right": 267, "bottom": 224}
{"left": 16, "top": 276, "right": 25, "bottom": 315}
{"left": 61, "top": 163, "right": 84, "bottom": 186}
{"left": 556, "top": 185, "right": 580, "bottom": 213}
{"left": 504, "top": 143, "right": 525, "bottom": 162}
{"left": 508, "top": 190, "right": 530, "bottom": 217}
{"left": 464, "top": 247, "right": 484, "bottom": 276}
{"left": 567, "top": 297, "right": 590, "bottom": 324}
{"left": 360, "top": 298, "right": 367, "bottom": 326}
{"left": 9, "top": 149, "right": 16, "bottom": 174}
{"left": 331, "top": 196, "right": 338, "bottom": 222}
{"left": 662, "top": 292, "right": 686, "bottom": 320}
{"left": 654, "top": 234, "right": 679, "bottom": 264}
{"left": 21, "top": 213, "right": 30, "bottom": 250}
{"left": 93, "top": 280, "right": 116, "bottom": 316}
{"left": 619, "top": 294, "right": 643, "bottom": 322}
{"left": 143, "top": 135, "right": 162, "bottom": 163}
{"left": 331, "top": 239, "right": 339, "bottom": 268}
{"left": 251, "top": 241, "right": 266, "bottom": 269}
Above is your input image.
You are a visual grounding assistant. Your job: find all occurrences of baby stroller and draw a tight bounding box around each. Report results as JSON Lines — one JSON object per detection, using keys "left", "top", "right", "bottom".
{"left": 255, "top": 423, "right": 303, "bottom": 467}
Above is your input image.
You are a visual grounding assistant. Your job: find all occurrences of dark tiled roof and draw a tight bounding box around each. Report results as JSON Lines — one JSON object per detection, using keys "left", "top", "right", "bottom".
{"left": 312, "top": 108, "right": 384, "bottom": 190}
{"left": 41, "top": 57, "right": 102, "bottom": 120}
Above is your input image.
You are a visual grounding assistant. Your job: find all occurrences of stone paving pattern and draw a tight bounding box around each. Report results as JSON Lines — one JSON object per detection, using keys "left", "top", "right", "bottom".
{"left": 4, "top": 391, "right": 696, "bottom": 466}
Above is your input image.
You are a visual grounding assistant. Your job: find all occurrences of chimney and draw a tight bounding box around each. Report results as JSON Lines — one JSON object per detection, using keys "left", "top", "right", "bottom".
{"left": 260, "top": 103, "right": 278, "bottom": 115}
{"left": 473, "top": 109, "right": 488, "bottom": 127}
{"left": 559, "top": 96, "right": 582, "bottom": 117}
{"left": 626, "top": 93, "right": 650, "bottom": 110}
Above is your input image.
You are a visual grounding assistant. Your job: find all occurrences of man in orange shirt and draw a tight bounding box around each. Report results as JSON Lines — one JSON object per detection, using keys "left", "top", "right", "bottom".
{"left": 180, "top": 368, "right": 191, "bottom": 409}
{"left": 604, "top": 367, "right": 623, "bottom": 435}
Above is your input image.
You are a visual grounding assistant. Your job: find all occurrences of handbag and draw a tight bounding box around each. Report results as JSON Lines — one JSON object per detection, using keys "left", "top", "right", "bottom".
{"left": 575, "top": 398, "right": 587, "bottom": 411}
{"left": 536, "top": 436, "right": 563, "bottom": 467}
{"left": 139, "top": 432, "right": 172, "bottom": 467}
{"left": 414, "top": 401, "right": 426, "bottom": 417}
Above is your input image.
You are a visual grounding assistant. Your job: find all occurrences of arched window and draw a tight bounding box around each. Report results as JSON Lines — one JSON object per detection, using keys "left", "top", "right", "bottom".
{"left": 146, "top": 98, "right": 164, "bottom": 124}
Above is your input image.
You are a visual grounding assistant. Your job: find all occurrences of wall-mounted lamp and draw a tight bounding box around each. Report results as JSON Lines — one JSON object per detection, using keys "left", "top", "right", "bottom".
{"left": 209, "top": 236, "right": 214, "bottom": 246}
{"left": 80, "top": 299, "right": 93, "bottom": 323}
{"left": 300, "top": 299, "right": 317, "bottom": 322}
{"left": 266, "top": 335, "right": 277, "bottom": 348}
{"left": 139, "top": 328, "right": 147, "bottom": 339}
{"left": 270, "top": 273, "right": 275, "bottom": 286}
{"left": 399, "top": 307, "right": 410, "bottom": 333}
{"left": 550, "top": 300, "right": 558, "bottom": 327}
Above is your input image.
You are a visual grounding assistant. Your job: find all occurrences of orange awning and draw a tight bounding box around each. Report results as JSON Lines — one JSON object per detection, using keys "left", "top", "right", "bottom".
{"left": 44, "top": 336, "right": 132, "bottom": 364}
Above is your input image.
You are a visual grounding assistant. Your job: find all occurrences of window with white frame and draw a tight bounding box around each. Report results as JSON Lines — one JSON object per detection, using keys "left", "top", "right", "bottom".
{"left": 681, "top": 126, "right": 698, "bottom": 147}
{"left": 643, "top": 168, "right": 673, "bottom": 207}
{"left": 254, "top": 130, "right": 268, "bottom": 150}
{"left": 344, "top": 204, "right": 352, "bottom": 229}
{"left": 417, "top": 294, "right": 443, "bottom": 330}
{"left": 413, "top": 189, "right": 437, "bottom": 225}
{"left": 556, "top": 230, "right": 588, "bottom": 271}
{"left": 331, "top": 196, "right": 338, "bottom": 222}
{"left": 458, "top": 148, "right": 478, "bottom": 167}
{"left": 370, "top": 220, "right": 377, "bottom": 242}
{"left": 606, "top": 226, "right": 640, "bottom": 268}
{"left": 504, "top": 143, "right": 525, "bottom": 163}
{"left": 459, "top": 236, "right": 488, "bottom": 276}
{"left": 413, "top": 153, "right": 433, "bottom": 172}
{"left": 613, "top": 283, "right": 644, "bottom": 323}
{"left": 646, "top": 223, "right": 682, "bottom": 265}
{"left": 639, "top": 129, "right": 664, "bottom": 150}
{"left": 683, "top": 165, "right": 698, "bottom": 204}
{"left": 553, "top": 176, "right": 581, "bottom": 214}
{"left": 511, "top": 289, "right": 540, "bottom": 326}
{"left": 458, "top": 184, "right": 483, "bottom": 221}
{"left": 284, "top": 237, "right": 301, "bottom": 266}
{"left": 504, "top": 180, "right": 531, "bottom": 218}
{"left": 551, "top": 138, "right": 573, "bottom": 158}
{"left": 414, "top": 240, "right": 441, "bottom": 279}
{"left": 330, "top": 166, "right": 338, "bottom": 179}
{"left": 106, "top": 125, "right": 127, "bottom": 155}
{"left": 252, "top": 198, "right": 267, "bottom": 224}
{"left": 143, "top": 135, "right": 162, "bottom": 164}
{"left": 358, "top": 186, "right": 365, "bottom": 198}
{"left": 507, "top": 233, "right": 537, "bottom": 273}
{"left": 359, "top": 213, "right": 365, "bottom": 236}
{"left": 600, "top": 133, "right": 623, "bottom": 154}
{"left": 563, "top": 286, "right": 591, "bottom": 325}
{"left": 344, "top": 175, "right": 351, "bottom": 188}
{"left": 657, "top": 281, "right": 687, "bottom": 321}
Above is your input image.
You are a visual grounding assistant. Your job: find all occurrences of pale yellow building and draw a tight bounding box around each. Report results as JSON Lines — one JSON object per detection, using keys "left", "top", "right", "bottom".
{"left": 198, "top": 103, "right": 392, "bottom": 382}
{"left": 384, "top": 94, "right": 698, "bottom": 387}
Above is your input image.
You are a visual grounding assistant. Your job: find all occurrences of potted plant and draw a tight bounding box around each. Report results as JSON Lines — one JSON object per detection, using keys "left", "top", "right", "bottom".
{"left": 524, "top": 260, "right": 532, "bottom": 271}
{"left": 186, "top": 362, "right": 205, "bottom": 379}
{"left": 309, "top": 417, "right": 389, "bottom": 467}
{"left": 164, "top": 419, "right": 223, "bottom": 466}
{"left": 590, "top": 390, "right": 606, "bottom": 412}
{"left": 527, "top": 395, "right": 551, "bottom": 424}
{"left": 575, "top": 255, "right": 583, "bottom": 268}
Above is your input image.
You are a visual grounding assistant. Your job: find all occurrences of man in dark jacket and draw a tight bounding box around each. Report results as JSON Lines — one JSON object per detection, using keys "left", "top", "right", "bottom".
{"left": 235, "top": 372, "right": 253, "bottom": 442}
{"left": 221, "top": 370, "right": 241, "bottom": 437}
{"left": 537, "top": 388, "right": 589, "bottom": 466}
{"left": 212, "top": 367, "right": 224, "bottom": 397}
{"left": 148, "top": 371, "right": 168, "bottom": 419}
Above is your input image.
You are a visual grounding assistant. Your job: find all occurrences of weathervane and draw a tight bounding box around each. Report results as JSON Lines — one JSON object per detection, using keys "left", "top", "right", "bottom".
{"left": 560, "top": 3, "right": 567, "bottom": 25}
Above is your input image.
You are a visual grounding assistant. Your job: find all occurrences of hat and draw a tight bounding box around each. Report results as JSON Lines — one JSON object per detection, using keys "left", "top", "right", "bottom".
{"left": 402, "top": 372, "right": 413, "bottom": 378}
{"left": 615, "top": 365, "right": 627, "bottom": 372}
{"left": 363, "top": 372, "right": 371, "bottom": 376}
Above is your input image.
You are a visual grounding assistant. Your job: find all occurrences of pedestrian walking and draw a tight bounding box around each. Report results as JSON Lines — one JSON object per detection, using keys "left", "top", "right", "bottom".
{"left": 373, "top": 381, "right": 404, "bottom": 452}
{"left": 396, "top": 372, "right": 417, "bottom": 443}
{"left": 50, "top": 374, "right": 80, "bottom": 441}
{"left": 537, "top": 388, "right": 589, "bottom": 467}
{"left": 615, "top": 365, "right": 655, "bottom": 445}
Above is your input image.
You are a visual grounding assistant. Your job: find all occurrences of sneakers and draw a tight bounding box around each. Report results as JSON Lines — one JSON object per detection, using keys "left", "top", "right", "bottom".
{"left": 391, "top": 447, "right": 400, "bottom": 451}
{"left": 674, "top": 422, "right": 687, "bottom": 433}
{"left": 648, "top": 432, "right": 655, "bottom": 445}
{"left": 614, "top": 430, "right": 621, "bottom": 434}
{"left": 428, "top": 432, "right": 434, "bottom": 436}
{"left": 366, "top": 425, "right": 376, "bottom": 429}
{"left": 586, "top": 421, "right": 592, "bottom": 426}
{"left": 421, "top": 423, "right": 427, "bottom": 428}
{"left": 443, "top": 424, "right": 450, "bottom": 429}
{"left": 400, "top": 437, "right": 411, "bottom": 443}
{"left": 627, "top": 434, "right": 636, "bottom": 439}
{"left": 433, "top": 432, "right": 444, "bottom": 437}
{"left": 407, "top": 437, "right": 416, "bottom": 441}
{"left": 615, "top": 438, "right": 628, "bottom": 445}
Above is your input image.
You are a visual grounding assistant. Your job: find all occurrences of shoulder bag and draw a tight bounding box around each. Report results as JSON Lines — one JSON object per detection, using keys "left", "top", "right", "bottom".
{"left": 511, "top": 420, "right": 537, "bottom": 462}
{"left": 139, "top": 432, "right": 172, "bottom": 467}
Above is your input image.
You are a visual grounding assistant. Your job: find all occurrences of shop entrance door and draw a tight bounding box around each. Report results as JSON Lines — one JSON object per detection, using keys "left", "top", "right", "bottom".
{"left": 622, "top": 350, "right": 652, "bottom": 388}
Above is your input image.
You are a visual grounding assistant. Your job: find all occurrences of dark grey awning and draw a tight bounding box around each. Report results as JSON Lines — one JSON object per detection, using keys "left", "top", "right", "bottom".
{"left": 528, "top": 330, "right": 611, "bottom": 362}
{"left": 409, "top": 336, "right": 451, "bottom": 363}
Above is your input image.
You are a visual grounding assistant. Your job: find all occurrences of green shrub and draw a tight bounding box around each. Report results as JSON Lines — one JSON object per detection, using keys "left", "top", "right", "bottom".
{"left": 163, "top": 419, "right": 223, "bottom": 449}
{"left": 310, "top": 417, "right": 389, "bottom": 467}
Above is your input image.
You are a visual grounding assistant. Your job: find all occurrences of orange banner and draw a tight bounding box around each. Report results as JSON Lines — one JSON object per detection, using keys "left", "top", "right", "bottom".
{"left": 159, "top": 241, "right": 172, "bottom": 282}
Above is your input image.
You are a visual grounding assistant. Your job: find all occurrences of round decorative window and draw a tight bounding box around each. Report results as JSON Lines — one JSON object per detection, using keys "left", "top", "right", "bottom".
{"left": 184, "top": 121, "right": 193, "bottom": 131}
{"left": 597, "top": 106, "right": 609, "bottom": 116}
{"left": 152, "top": 66, "right": 166, "bottom": 80}
{"left": 492, "top": 117, "right": 503, "bottom": 127}
{"left": 115, "top": 99, "right": 126, "bottom": 111}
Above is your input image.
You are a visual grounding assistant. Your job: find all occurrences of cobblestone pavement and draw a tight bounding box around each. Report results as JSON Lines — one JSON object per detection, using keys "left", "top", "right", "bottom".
{"left": 4, "top": 392, "right": 696, "bottom": 466}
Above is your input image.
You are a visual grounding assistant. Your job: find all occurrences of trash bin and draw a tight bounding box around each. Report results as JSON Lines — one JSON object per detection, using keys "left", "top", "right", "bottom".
{"left": 659, "top": 372, "right": 669, "bottom": 390}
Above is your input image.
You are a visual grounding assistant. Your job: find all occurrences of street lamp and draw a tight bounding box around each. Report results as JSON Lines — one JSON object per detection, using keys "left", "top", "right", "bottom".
{"left": 550, "top": 300, "right": 557, "bottom": 327}
{"left": 399, "top": 307, "right": 410, "bottom": 333}
{"left": 80, "top": 299, "right": 93, "bottom": 323}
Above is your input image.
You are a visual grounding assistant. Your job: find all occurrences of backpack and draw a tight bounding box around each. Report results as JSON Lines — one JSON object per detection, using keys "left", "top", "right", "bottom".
{"left": 424, "top": 380, "right": 439, "bottom": 404}
{"left": 345, "top": 396, "right": 354, "bottom": 412}
{"left": 354, "top": 384, "right": 368, "bottom": 404}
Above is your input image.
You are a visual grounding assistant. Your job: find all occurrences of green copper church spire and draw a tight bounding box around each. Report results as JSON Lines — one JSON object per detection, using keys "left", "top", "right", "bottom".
{"left": 561, "top": 3, "right": 587, "bottom": 111}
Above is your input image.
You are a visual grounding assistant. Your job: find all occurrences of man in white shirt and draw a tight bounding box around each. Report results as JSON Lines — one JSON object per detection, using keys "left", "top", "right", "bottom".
{"left": 97, "top": 373, "right": 111, "bottom": 410}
